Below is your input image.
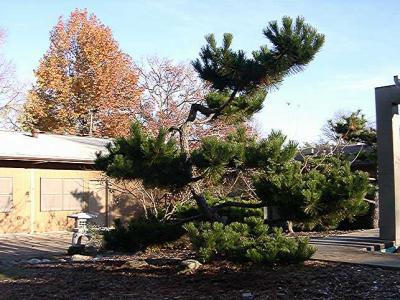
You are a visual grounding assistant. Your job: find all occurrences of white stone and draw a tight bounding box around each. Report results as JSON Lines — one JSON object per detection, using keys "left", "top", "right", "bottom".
{"left": 180, "top": 259, "right": 202, "bottom": 270}
{"left": 71, "top": 254, "right": 93, "bottom": 262}
{"left": 27, "top": 258, "right": 42, "bottom": 265}
{"left": 121, "top": 260, "right": 149, "bottom": 268}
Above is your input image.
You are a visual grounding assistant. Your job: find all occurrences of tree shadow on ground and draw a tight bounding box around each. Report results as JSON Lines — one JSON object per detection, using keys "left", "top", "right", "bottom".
{"left": 0, "top": 232, "right": 71, "bottom": 265}
{"left": 1, "top": 256, "right": 400, "bottom": 299}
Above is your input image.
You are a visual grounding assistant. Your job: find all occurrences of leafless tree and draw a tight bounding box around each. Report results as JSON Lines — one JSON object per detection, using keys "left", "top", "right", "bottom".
{"left": 136, "top": 56, "right": 239, "bottom": 147}
{"left": 0, "top": 30, "right": 25, "bottom": 130}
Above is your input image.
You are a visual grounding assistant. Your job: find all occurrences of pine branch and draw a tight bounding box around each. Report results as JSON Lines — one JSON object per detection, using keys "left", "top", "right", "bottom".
{"left": 214, "top": 200, "right": 264, "bottom": 209}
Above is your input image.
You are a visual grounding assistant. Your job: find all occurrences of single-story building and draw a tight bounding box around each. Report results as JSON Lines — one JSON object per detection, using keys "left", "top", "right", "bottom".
{"left": 0, "top": 130, "right": 126, "bottom": 234}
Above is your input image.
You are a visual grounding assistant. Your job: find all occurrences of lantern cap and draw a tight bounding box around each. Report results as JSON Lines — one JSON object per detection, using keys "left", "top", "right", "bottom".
{"left": 67, "top": 212, "right": 96, "bottom": 219}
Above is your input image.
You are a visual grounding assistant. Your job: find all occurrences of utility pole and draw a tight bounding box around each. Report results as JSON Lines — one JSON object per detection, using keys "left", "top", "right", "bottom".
{"left": 88, "top": 108, "right": 98, "bottom": 137}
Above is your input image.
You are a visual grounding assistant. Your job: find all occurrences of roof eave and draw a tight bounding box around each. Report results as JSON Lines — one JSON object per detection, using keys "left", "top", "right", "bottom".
{"left": 0, "top": 156, "right": 96, "bottom": 165}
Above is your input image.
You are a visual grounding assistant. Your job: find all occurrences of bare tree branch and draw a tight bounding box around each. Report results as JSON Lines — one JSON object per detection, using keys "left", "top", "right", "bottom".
{"left": 0, "top": 30, "right": 25, "bottom": 130}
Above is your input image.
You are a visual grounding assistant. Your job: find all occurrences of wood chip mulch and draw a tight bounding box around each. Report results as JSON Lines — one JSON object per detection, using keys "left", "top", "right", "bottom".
{"left": 1, "top": 247, "right": 400, "bottom": 299}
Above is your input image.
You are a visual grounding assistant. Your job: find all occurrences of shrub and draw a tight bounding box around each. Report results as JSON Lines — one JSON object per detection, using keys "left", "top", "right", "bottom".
{"left": 338, "top": 201, "right": 377, "bottom": 230}
{"left": 255, "top": 156, "right": 370, "bottom": 230}
{"left": 184, "top": 216, "right": 315, "bottom": 264}
{"left": 103, "top": 216, "right": 184, "bottom": 252}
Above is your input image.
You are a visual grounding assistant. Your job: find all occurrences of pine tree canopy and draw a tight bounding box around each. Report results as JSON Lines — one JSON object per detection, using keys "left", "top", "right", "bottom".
{"left": 97, "top": 122, "right": 298, "bottom": 191}
{"left": 326, "top": 110, "right": 376, "bottom": 145}
{"left": 191, "top": 16, "right": 324, "bottom": 122}
{"left": 93, "top": 16, "right": 372, "bottom": 229}
{"left": 97, "top": 15, "right": 326, "bottom": 195}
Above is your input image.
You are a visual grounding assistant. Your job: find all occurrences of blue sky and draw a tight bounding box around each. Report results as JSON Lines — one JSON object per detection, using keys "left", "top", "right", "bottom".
{"left": 0, "top": 0, "right": 399, "bottom": 143}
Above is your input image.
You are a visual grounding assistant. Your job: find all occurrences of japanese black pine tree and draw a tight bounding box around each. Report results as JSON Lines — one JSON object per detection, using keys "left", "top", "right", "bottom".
{"left": 96, "top": 17, "right": 369, "bottom": 228}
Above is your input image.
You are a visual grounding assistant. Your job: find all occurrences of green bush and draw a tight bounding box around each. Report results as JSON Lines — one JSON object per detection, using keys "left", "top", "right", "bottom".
{"left": 255, "top": 156, "right": 370, "bottom": 230}
{"left": 338, "top": 201, "right": 377, "bottom": 230}
{"left": 103, "top": 216, "right": 184, "bottom": 252}
{"left": 184, "top": 216, "right": 315, "bottom": 264}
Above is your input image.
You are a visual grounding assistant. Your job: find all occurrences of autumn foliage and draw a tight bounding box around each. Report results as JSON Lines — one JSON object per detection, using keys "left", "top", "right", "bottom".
{"left": 21, "top": 9, "right": 140, "bottom": 137}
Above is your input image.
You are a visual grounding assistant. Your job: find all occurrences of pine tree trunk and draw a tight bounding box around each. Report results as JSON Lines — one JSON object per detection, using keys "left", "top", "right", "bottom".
{"left": 191, "top": 191, "right": 225, "bottom": 223}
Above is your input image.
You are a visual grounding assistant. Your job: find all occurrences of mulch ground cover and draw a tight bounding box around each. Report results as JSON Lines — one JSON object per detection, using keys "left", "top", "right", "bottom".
{"left": 1, "top": 246, "right": 400, "bottom": 299}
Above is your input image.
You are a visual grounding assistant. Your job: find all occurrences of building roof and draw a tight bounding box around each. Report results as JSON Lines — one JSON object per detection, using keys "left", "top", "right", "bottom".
{"left": 0, "top": 130, "right": 111, "bottom": 164}
{"left": 298, "top": 143, "right": 368, "bottom": 157}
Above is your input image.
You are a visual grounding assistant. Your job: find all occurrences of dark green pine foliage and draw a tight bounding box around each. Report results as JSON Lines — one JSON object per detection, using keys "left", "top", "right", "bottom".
{"left": 193, "top": 16, "right": 325, "bottom": 91}
{"left": 326, "top": 110, "right": 376, "bottom": 145}
{"left": 324, "top": 110, "right": 378, "bottom": 229}
{"left": 96, "top": 123, "right": 192, "bottom": 189}
{"left": 254, "top": 151, "right": 370, "bottom": 230}
{"left": 191, "top": 127, "right": 253, "bottom": 182}
{"left": 204, "top": 89, "right": 266, "bottom": 122}
{"left": 185, "top": 217, "right": 316, "bottom": 263}
{"left": 192, "top": 16, "right": 325, "bottom": 122}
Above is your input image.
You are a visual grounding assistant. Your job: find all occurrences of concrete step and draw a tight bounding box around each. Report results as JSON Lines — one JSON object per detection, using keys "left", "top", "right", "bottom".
{"left": 310, "top": 236, "right": 394, "bottom": 251}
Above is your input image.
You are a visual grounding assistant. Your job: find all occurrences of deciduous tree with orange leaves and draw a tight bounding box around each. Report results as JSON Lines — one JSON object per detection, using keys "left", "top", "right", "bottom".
{"left": 21, "top": 9, "right": 140, "bottom": 137}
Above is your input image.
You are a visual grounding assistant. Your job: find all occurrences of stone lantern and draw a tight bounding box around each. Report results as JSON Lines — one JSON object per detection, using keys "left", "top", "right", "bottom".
{"left": 67, "top": 212, "right": 96, "bottom": 246}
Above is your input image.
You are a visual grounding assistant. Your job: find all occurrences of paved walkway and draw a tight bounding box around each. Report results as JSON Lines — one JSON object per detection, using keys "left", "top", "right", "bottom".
{"left": 311, "top": 229, "right": 400, "bottom": 268}
{"left": 0, "top": 232, "right": 71, "bottom": 264}
{"left": 2, "top": 229, "right": 400, "bottom": 269}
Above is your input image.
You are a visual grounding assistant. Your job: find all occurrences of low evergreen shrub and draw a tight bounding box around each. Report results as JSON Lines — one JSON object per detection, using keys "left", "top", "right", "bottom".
{"left": 184, "top": 216, "right": 315, "bottom": 264}
{"left": 103, "top": 216, "right": 184, "bottom": 252}
{"left": 338, "top": 201, "right": 377, "bottom": 230}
